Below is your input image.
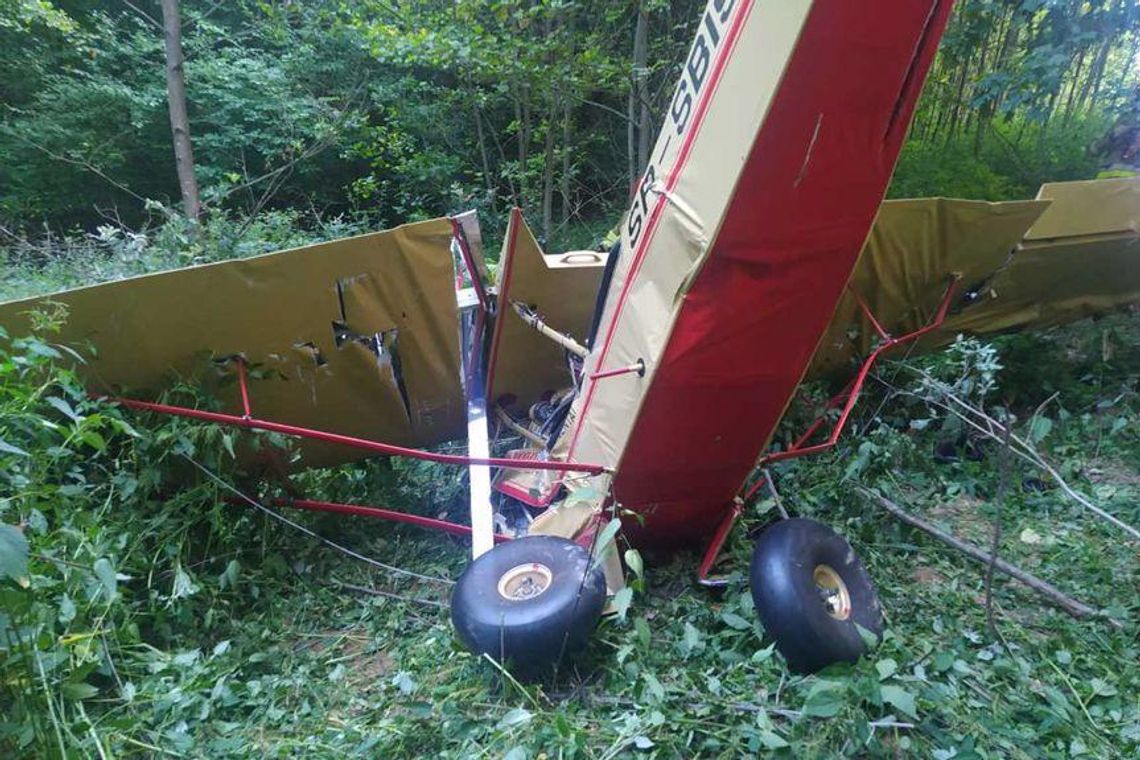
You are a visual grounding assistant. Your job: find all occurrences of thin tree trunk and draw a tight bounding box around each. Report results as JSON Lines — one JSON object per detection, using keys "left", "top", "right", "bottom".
{"left": 943, "top": 58, "right": 970, "bottom": 146}
{"left": 627, "top": 81, "right": 637, "bottom": 190}
{"left": 515, "top": 86, "right": 531, "bottom": 207}
{"left": 1079, "top": 37, "right": 1112, "bottom": 115}
{"left": 541, "top": 105, "right": 556, "bottom": 244}
{"left": 160, "top": 0, "right": 201, "bottom": 221}
{"left": 1062, "top": 49, "right": 1086, "bottom": 126}
{"left": 970, "top": 32, "right": 992, "bottom": 155}
{"left": 633, "top": 3, "right": 650, "bottom": 176}
{"left": 560, "top": 100, "right": 572, "bottom": 226}
{"left": 473, "top": 102, "right": 496, "bottom": 204}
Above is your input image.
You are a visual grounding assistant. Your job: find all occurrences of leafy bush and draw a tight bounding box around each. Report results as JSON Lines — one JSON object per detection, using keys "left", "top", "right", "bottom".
{"left": 0, "top": 317, "right": 281, "bottom": 757}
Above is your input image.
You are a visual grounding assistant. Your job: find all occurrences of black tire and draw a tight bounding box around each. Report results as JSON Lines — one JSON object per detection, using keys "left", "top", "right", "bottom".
{"left": 749, "top": 518, "right": 883, "bottom": 674}
{"left": 451, "top": 535, "right": 606, "bottom": 678}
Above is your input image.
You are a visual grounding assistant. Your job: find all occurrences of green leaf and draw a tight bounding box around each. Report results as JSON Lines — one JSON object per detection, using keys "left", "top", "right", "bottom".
{"left": 591, "top": 517, "right": 622, "bottom": 563}
{"left": 79, "top": 428, "right": 106, "bottom": 451}
{"left": 720, "top": 610, "right": 752, "bottom": 631}
{"left": 59, "top": 594, "right": 76, "bottom": 624}
{"left": 803, "top": 680, "right": 846, "bottom": 718}
{"left": 45, "top": 395, "right": 81, "bottom": 422}
{"left": 642, "top": 671, "right": 665, "bottom": 702}
{"left": 633, "top": 735, "right": 654, "bottom": 749}
{"left": 612, "top": 587, "right": 634, "bottom": 622}
{"left": 392, "top": 671, "right": 417, "bottom": 695}
{"left": 855, "top": 622, "right": 881, "bottom": 649}
{"left": 1089, "top": 678, "right": 1117, "bottom": 697}
{"left": 624, "top": 548, "right": 644, "bottom": 581}
{"left": 0, "top": 524, "right": 29, "bottom": 582}
{"left": 0, "top": 438, "right": 29, "bottom": 457}
{"left": 758, "top": 729, "right": 790, "bottom": 749}
{"left": 61, "top": 681, "right": 99, "bottom": 701}
{"left": 876, "top": 658, "right": 899, "bottom": 680}
{"left": 171, "top": 563, "right": 200, "bottom": 600}
{"left": 496, "top": 707, "right": 533, "bottom": 730}
{"left": 1029, "top": 416, "right": 1053, "bottom": 444}
{"left": 880, "top": 684, "right": 918, "bottom": 718}
{"left": 222, "top": 432, "right": 237, "bottom": 460}
{"left": 681, "top": 621, "right": 703, "bottom": 656}
{"left": 93, "top": 557, "right": 118, "bottom": 600}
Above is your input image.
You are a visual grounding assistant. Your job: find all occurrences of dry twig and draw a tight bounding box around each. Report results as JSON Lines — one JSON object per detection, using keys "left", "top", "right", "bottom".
{"left": 857, "top": 486, "right": 1122, "bottom": 628}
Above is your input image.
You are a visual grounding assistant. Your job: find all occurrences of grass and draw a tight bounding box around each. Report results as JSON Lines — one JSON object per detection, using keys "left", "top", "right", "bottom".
{"left": 1, "top": 300, "right": 1137, "bottom": 757}
{"left": 2, "top": 56, "right": 1134, "bottom": 756}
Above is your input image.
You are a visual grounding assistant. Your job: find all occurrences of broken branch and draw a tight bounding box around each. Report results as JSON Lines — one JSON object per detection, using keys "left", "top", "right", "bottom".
{"left": 856, "top": 486, "right": 1122, "bottom": 627}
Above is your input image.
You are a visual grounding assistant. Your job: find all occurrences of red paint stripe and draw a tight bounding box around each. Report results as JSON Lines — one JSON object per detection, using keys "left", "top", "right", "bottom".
{"left": 565, "top": 0, "right": 757, "bottom": 459}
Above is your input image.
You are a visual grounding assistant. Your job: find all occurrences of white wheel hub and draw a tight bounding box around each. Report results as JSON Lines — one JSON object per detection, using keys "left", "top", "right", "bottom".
{"left": 497, "top": 563, "right": 553, "bottom": 601}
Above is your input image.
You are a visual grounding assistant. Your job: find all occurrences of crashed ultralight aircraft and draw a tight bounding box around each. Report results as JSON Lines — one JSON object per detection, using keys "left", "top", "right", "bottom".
{"left": 4, "top": 0, "right": 1139, "bottom": 676}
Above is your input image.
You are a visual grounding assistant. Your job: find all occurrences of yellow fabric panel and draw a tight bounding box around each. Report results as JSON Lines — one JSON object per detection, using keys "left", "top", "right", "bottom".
{"left": 1025, "top": 177, "right": 1139, "bottom": 240}
{"left": 485, "top": 211, "right": 605, "bottom": 413}
{"left": 809, "top": 198, "right": 1050, "bottom": 377}
{"left": 0, "top": 219, "right": 465, "bottom": 469}
{"left": 941, "top": 234, "right": 1140, "bottom": 336}
{"left": 941, "top": 177, "right": 1140, "bottom": 338}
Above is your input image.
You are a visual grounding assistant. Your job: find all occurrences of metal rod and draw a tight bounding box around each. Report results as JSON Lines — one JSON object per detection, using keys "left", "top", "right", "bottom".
{"left": 107, "top": 396, "right": 607, "bottom": 474}
{"left": 589, "top": 359, "right": 645, "bottom": 381}
{"left": 449, "top": 217, "right": 489, "bottom": 312}
{"left": 494, "top": 406, "right": 546, "bottom": 447}
{"left": 266, "top": 497, "right": 510, "bottom": 543}
{"left": 847, "top": 284, "right": 891, "bottom": 341}
{"left": 759, "top": 278, "right": 959, "bottom": 466}
{"left": 697, "top": 501, "right": 743, "bottom": 587}
{"left": 236, "top": 357, "right": 252, "bottom": 419}
{"left": 510, "top": 301, "right": 589, "bottom": 358}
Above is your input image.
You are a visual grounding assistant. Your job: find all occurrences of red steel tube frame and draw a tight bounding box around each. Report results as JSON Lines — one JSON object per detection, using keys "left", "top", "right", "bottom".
{"left": 700, "top": 278, "right": 960, "bottom": 579}
{"left": 753, "top": 278, "right": 959, "bottom": 470}
{"left": 103, "top": 356, "right": 607, "bottom": 475}
{"left": 696, "top": 500, "right": 744, "bottom": 587}
{"left": 263, "top": 497, "right": 511, "bottom": 543}
{"left": 449, "top": 218, "right": 490, "bottom": 313}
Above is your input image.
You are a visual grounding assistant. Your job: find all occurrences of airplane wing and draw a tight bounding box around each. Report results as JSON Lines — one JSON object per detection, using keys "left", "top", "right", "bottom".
{"left": 810, "top": 176, "right": 1140, "bottom": 378}
{"left": 0, "top": 218, "right": 466, "bottom": 468}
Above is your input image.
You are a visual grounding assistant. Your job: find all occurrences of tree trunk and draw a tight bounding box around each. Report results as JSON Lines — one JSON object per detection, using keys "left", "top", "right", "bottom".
{"left": 633, "top": 3, "right": 650, "bottom": 177}
{"left": 515, "top": 86, "right": 531, "bottom": 208}
{"left": 1062, "top": 49, "right": 1086, "bottom": 127}
{"left": 560, "top": 100, "right": 572, "bottom": 226}
{"left": 473, "top": 101, "right": 496, "bottom": 205}
{"left": 627, "top": 79, "right": 637, "bottom": 191}
{"left": 160, "top": 0, "right": 201, "bottom": 221}
{"left": 943, "top": 57, "right": 970, "bottom": 146}
{"left": 541, "top": 105, "right": 556, "bottom": 244}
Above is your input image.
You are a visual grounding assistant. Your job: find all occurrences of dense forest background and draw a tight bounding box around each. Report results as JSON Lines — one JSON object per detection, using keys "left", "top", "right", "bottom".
{"left": 1, "top": 0, "right": 1138, "bottom": 278}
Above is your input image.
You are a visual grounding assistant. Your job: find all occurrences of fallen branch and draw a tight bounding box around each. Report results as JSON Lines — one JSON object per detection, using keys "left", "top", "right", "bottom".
{"left": 857, "top": 486, "right": 1123, "bottom": 628}
{"left": 880, "top": 368, "right": 1140, "bottom": 542}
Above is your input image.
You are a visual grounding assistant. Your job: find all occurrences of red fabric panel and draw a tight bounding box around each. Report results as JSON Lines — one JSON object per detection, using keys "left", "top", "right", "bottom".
{"left": 615, "top": 1, "right": 954, "bottom": 548}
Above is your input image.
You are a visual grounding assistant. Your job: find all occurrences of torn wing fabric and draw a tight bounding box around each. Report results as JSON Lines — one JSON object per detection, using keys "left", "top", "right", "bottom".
{"left": 0, "top": 218, "right": 465, "bottom": 469}
{"left": 939, "top": 177, "right": 1140, "bottom": 337}
{"left": 809, "top": 177, "right": 1139, "bottom": 378}
{"left": 808, "top": 197, "right": 1050, "bottom": 377}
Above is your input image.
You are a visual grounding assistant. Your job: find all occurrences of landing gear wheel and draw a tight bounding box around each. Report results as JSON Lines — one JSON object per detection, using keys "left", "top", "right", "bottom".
{"left": 749, "top": 518, "right": 883, "bottom": 674}
{"left": 451, "top": 535, "right": 606, "bottom": 678}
